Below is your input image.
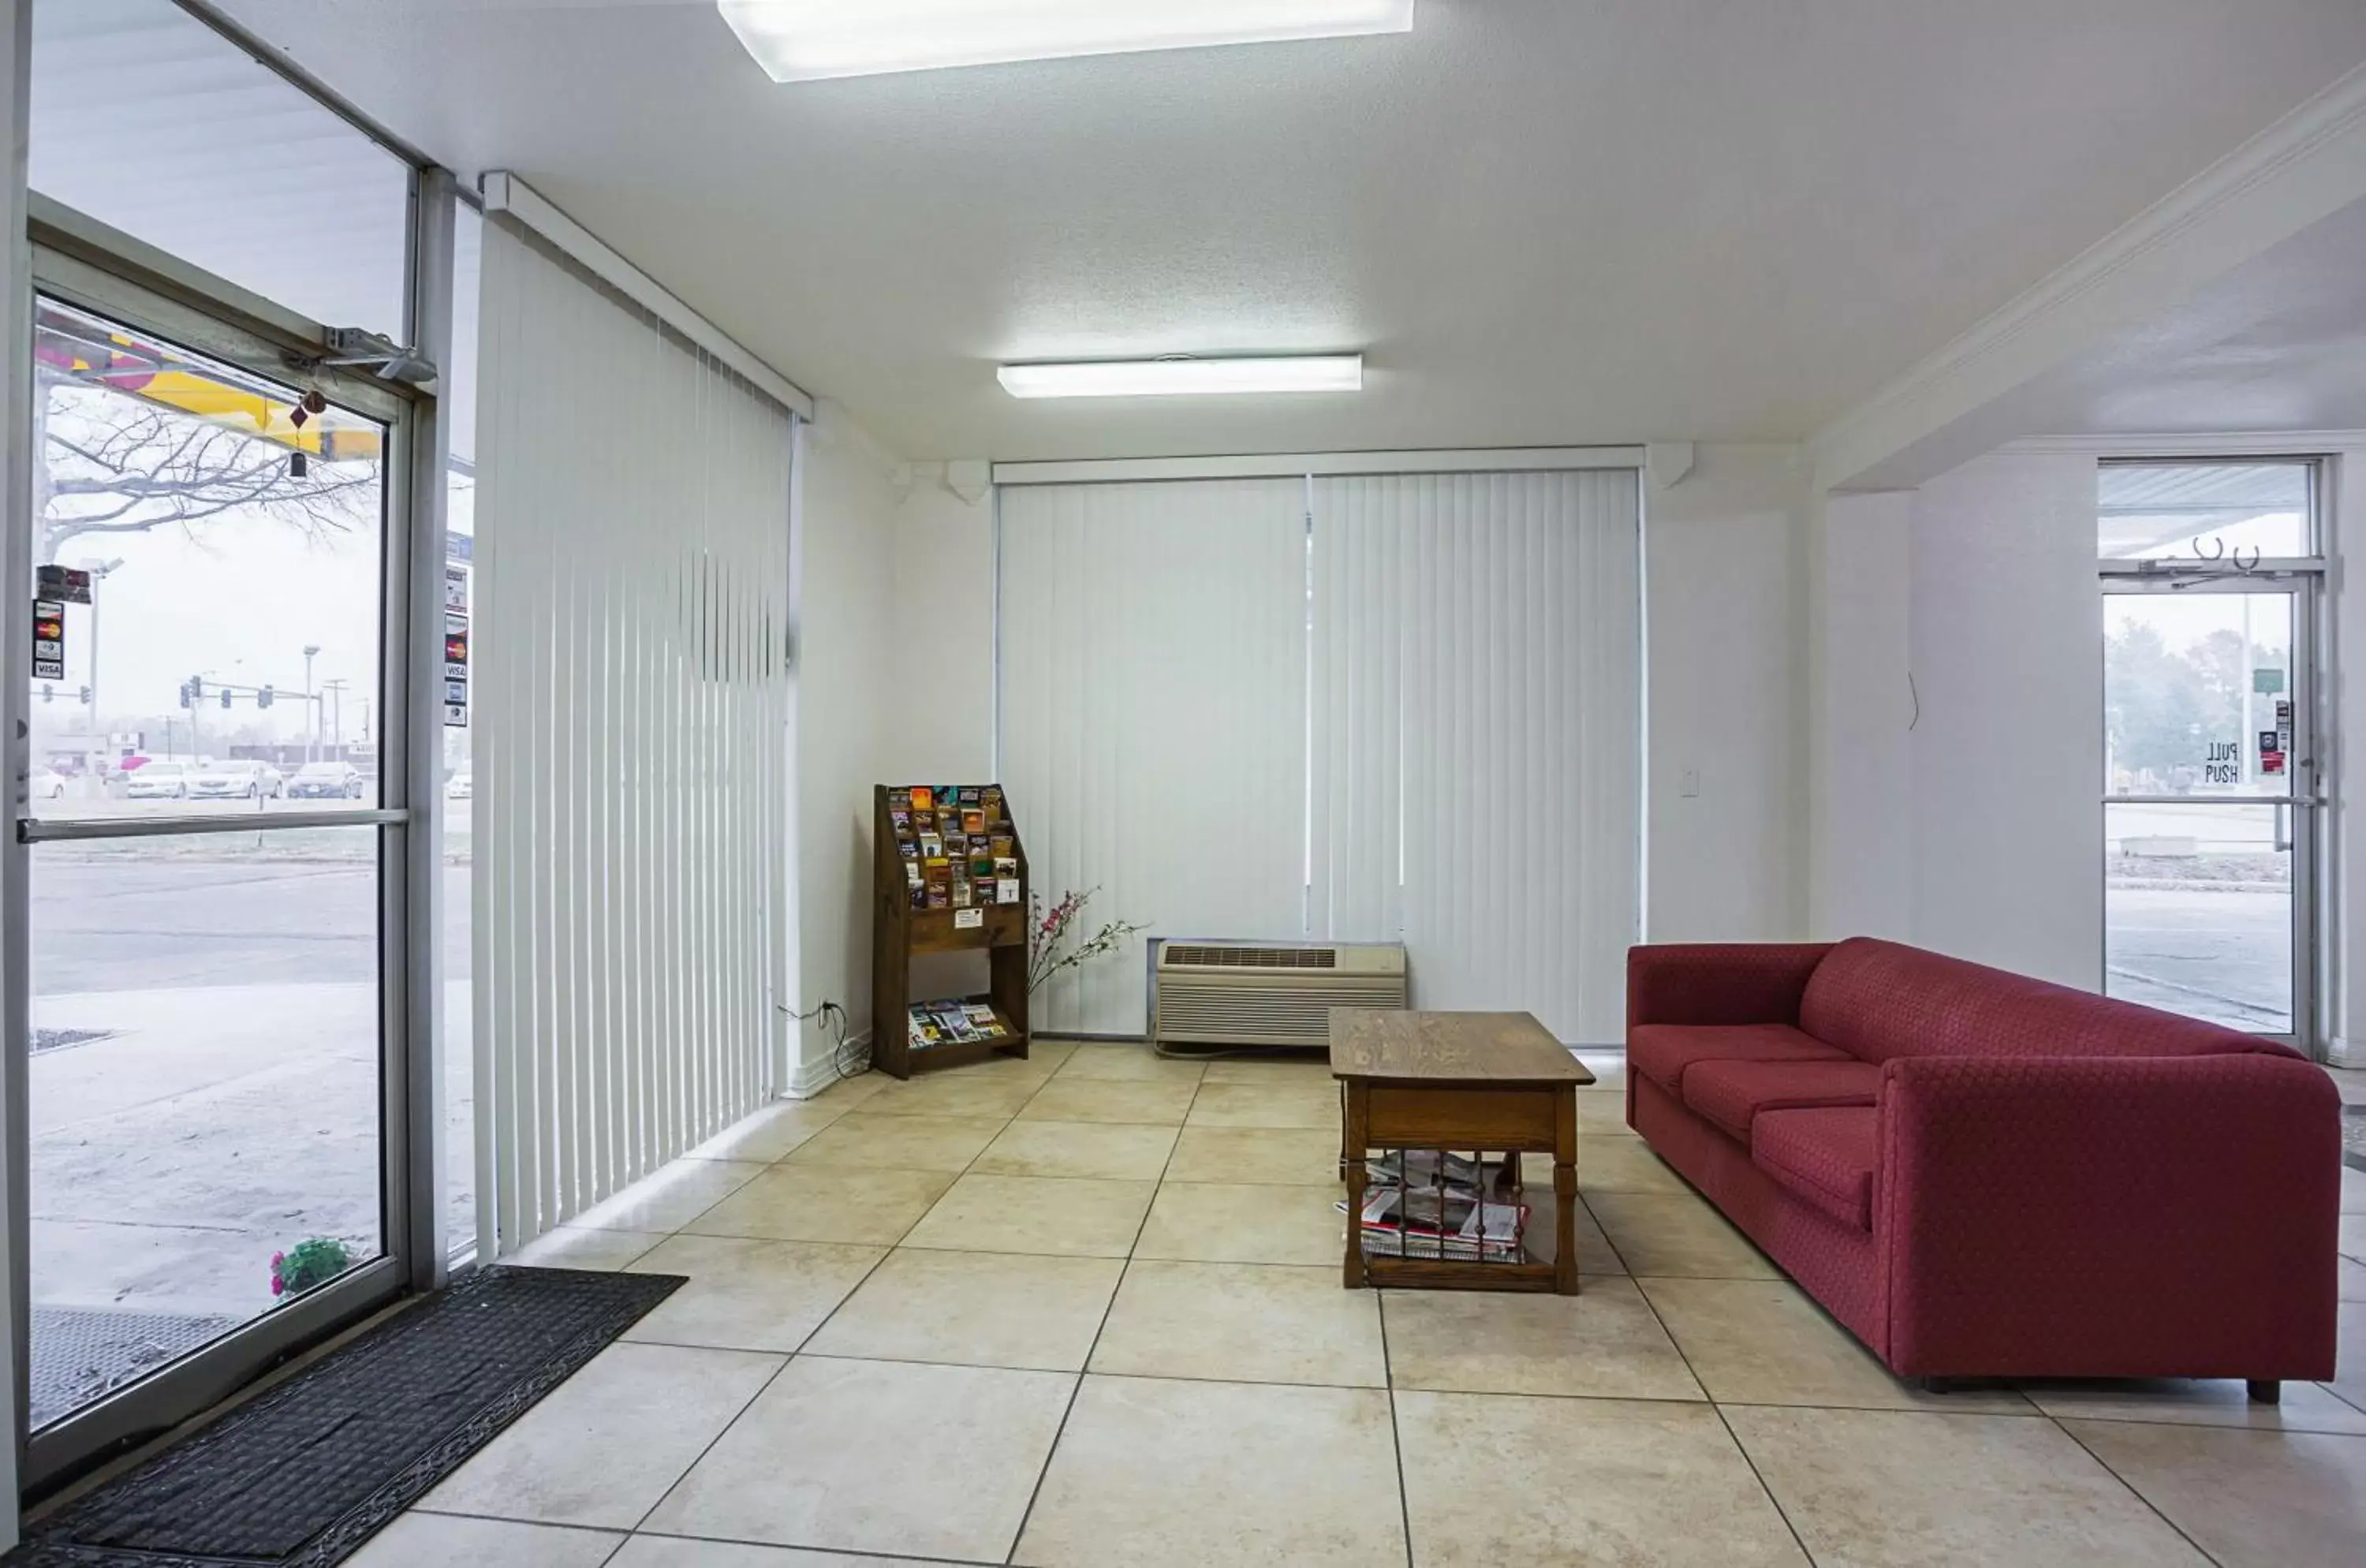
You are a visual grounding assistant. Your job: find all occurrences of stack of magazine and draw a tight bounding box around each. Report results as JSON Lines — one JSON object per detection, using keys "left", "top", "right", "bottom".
{"left": 1342, "top": 1149, "right": 1527, "bottom": 1261}
{"left": 907, "top": 999, "right": 1013, "bottom": 1051}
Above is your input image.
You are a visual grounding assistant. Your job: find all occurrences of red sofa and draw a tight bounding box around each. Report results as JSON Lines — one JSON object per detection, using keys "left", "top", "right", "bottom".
{"left": 1625, "top": 937, "right": 2342, "bottom": 1397}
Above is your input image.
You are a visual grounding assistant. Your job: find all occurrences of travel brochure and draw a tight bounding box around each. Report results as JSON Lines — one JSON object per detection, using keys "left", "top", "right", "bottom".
{"left": 907, "top": 998, "right": 1017, "bottom": 1051}
{"left": 887, "top": 785, "right": 1021, "bottom": 911}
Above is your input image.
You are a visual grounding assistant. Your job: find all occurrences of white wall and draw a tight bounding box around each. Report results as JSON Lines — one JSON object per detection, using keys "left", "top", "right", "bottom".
{"left": 789, "top": 401, "right": 903, "bottom": 1086}
{"left": 888, "top": 469, "right": 995, "bottom": 782}
{"left": 1644, "top": 446, "right": 1811, "bottom": 940}
{"left": 1902, "top": 452, "right": 2103, "bottom": 986}
{"left": 1802, "top": 453, "right": 2103, "bottom": 985}
{"left": 1809, "top": 490, "right": 1914, "bottom": 939}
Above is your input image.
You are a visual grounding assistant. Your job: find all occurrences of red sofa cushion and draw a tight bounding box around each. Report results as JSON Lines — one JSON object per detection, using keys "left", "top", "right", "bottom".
{"left": 1752, "top": 1107, "right": 1877, "bottom": 1230}
{"left": 1629, "top": 1023, "right": 1851, "bottom": 1098}
{"left": 1798, "top": 936, "right": 2295, "bottom": 1066}
{"left": 1683, "top": 1058, "right": 1883, "bottom": 1144}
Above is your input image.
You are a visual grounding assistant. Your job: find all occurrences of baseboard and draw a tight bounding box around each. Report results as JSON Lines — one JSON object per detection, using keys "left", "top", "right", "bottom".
{"left": 2328, "top": 1036, "right": 2364, "bottom": 1071}
{"left": 786, "top": 1029, "right": 872, "bottom": 1099}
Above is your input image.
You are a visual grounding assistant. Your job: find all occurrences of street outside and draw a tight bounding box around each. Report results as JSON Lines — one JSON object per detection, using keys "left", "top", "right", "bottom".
{"left": 2107, "top": 886, "right": 2289, "bottom": 1031}
{"left": 2106, "top": 799, "right": 2293, "bottom": 1032}
{"left": 26, "top": 794, "right": 472, "bottom": 1427}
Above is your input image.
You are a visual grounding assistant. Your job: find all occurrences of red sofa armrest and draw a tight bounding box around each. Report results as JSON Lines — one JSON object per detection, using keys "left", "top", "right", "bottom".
{"left": 1626, "top": 943, "right": 1834, "bottom": 1030}
{"left": 1878, "top": 1052, "right": 2342, "bottom": 1379}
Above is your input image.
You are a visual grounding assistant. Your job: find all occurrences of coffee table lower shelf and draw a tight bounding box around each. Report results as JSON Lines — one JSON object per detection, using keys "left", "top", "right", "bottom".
{"left": 1338, "top": 1081, "right": 1582, "bottom": 1296}
{"left": 1357, "top": 1248, "right": 1566, "bottom": 1293}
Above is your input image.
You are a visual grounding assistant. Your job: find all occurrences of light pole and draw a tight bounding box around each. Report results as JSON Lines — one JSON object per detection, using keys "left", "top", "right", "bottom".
{"left": 303, "top": 644, "right": 321, "bottom": 763}
{"left": 322, "top": 678, "right": 349, "bottom": 756}
{"left": 78, "top": 558, "right": 124, "bottom": 792}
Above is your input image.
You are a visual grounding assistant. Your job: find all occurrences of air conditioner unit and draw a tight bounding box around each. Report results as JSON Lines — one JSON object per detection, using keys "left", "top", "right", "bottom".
{"left": 1151, "top": 939, "right": 1409, "bottom": 1051}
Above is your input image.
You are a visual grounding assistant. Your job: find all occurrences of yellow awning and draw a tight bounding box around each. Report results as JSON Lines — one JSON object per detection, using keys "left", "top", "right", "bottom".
{"left": 35, "top": 304, "right": 383, "bottom": 462}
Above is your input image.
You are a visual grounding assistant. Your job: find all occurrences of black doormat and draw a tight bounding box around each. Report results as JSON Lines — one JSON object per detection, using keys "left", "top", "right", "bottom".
{"left": 11, "top": 1265, "right": 685, "bottom": 1568}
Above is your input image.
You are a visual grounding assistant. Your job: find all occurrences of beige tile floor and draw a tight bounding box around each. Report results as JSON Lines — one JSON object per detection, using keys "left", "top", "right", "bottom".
{"left": 356, "top": 1043, "right": 2366, "bottom": 1568}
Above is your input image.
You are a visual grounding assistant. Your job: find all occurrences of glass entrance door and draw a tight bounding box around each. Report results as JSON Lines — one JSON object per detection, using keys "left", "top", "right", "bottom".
{"left": 13, "top": 278, "right": 413, "bottom": 1476}
{"left": 2099, "top": 460, "right": 2322, "bottom": 1048}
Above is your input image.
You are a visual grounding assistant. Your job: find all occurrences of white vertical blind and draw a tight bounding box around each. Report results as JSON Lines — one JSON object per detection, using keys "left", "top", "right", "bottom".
{"left": 474, "top": 215, "right": 794, "bottom": 1257}
{"left": 1310, "top": 471, "right": 1642, "bottom": 1042}
{"left": 998, "top": 480, "right": 1311, "bottom": 1035}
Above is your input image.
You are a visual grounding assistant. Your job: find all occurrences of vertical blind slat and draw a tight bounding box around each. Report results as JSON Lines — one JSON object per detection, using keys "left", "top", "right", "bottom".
{"left": 1307, "top": 469, "right": 1642, "bottom": 1041}
{"left": 474, "top": 218, "right": 793, "bottom": 1254}
{"left": 998, "top": 480, "right": 1310, "bottom": 1036}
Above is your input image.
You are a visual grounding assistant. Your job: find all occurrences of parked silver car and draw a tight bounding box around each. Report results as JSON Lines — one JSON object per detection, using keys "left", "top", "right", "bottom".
{"left": 288, "top": 760, "right": 365, "bottom": 800}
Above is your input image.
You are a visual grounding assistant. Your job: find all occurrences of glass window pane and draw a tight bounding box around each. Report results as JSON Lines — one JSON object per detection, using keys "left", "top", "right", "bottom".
{"left": 444, "top": 202, "right": 480, "bottom": 1259}
{"left": 32, "top": 297, "right": 386, "bottom": 816}
{"left": 2103, "top": 592, "right": 2292, "bottom": 800}
{"left": 2105, "top": 803, "right": 2289, "bottom": 1033}
{"left": 2098, "top": 461, "right": 2312, "bottom": 561}
{"left": 28, "top": 827, "right": 383, "bottom": 1430}
{"left": 30, "top": 0, "right": 412, "bottom": 338}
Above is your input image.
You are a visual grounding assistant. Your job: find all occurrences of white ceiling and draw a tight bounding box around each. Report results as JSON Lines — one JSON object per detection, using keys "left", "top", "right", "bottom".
{"left": 1835, "top": 190, "right": 2366, "bottom": 489}
{"left": 1977, "top": 196, "right": 2366, "bottom": 441}
{"left": 208, "top": 0, "right": 2366, "bottom": 461}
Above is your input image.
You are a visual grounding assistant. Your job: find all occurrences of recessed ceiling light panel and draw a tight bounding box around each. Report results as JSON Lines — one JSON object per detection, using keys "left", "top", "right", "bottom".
{"left": 718, "top": 1, "right": 1416, "bottom": 84}
{"left": 998, "top": 356, "right": 1366, "bottom": 399}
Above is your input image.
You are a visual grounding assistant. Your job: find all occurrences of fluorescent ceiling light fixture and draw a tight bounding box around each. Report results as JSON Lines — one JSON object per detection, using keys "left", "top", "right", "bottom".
{"left": 998, "top": 356, "right": 1366, "bottom": 400}
{"left": 718, "top": 1, "right": 1416, "bottom": 84}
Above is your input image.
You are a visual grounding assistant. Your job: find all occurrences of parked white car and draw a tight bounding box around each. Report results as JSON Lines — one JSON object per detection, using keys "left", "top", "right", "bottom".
{"left": 125, "top": 762, "right": 191, "bottom": 800}
{"left": 28, "top": 766, "right": 65, "bottom": 800}
{"left": 188, "top": 759, "right": 284, "bottom": 801}
{"left": 446, "top": 769, "right": 472, "bottom": 800}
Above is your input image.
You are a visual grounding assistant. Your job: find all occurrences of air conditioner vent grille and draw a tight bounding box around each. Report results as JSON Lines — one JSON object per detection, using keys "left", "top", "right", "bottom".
{"left": 1164, "top": 945, "right": 1337, "bottom": 969}
{"left": 1153, "top": 940, "right": 1406, "bottom": 1049}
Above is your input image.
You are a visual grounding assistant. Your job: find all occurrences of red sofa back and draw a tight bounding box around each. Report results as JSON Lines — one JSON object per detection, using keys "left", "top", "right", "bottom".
{"left": 1798, "top": 937, "right": 2300, "bottom": 1065}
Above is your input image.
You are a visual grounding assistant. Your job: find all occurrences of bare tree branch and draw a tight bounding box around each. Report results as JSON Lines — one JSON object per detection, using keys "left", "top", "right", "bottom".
{"left": 36, "top": 367, "right": 380, "bottom": 565}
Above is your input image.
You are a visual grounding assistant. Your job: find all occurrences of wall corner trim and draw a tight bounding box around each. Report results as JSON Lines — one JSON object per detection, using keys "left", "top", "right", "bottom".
{"left": 786, "top": 1032, "right": 872, "bottom": 1099}
{"left": 1645, "top": 442, "right": 1697, "bottom": 489}
{"left": 944, "top": 459, "right": 992, "bottom": 505}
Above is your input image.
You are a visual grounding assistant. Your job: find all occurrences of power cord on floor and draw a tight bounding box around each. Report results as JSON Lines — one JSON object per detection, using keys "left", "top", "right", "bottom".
{"left": 782, "top": 999, "right": 871, "bottom": 1092}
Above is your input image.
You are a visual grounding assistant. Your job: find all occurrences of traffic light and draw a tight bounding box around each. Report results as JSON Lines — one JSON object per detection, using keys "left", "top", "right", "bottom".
{"left": 259, "top": 685, "right": 274, "bottom": 709}
{"left": 219, "top": 687, "right": 232, "bottom": 710}
{"left": 78, "top": 686, "right": 91, "bottom": 706}
{"left": 38, "top": 683, "right": 51, "bottom": 704}
{"left": 178, "top": 680, "right": 192, "bottom": 709}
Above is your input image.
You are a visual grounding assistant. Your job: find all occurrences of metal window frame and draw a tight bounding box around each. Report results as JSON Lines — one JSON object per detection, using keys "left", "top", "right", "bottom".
{"left": 3, "top": 173, "right": 454, "bottom": 1492}
{"left": 2098, "top": 456, "right": 2330, "bottom": 1058}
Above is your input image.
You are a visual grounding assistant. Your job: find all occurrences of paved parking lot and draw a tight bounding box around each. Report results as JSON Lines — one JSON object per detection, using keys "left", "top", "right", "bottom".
{"left": 27, "top": 837, "right": 476, "bottom": 1422}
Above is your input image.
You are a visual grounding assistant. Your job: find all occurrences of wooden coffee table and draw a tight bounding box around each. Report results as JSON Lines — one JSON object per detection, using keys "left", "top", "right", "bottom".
{"left": 1330, "top": 1008, "right": 1595, "bottom": 1294}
